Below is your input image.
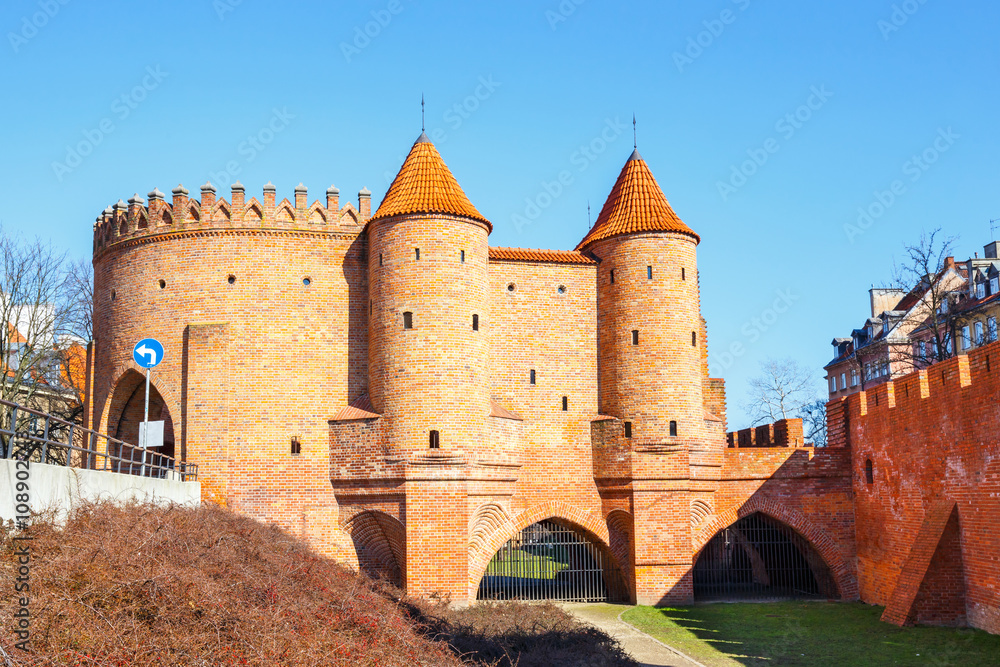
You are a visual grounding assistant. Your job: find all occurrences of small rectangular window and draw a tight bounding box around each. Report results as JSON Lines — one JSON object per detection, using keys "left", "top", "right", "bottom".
{"left": 624, "top": 421, "right": 632, "bottom": 438}
{"left": 632, "top": 330, "right": 639, "bottom": 345}
{"left": 415, "top": 248, "right": 420, "bottom": 260}
{"left": 460, "top": 249, "right": 465, "bottom": 263}
{"left": 290, "top": 436, "right": 301, "bottom": 455}
{"left": 561, "top": 396, "right": 568, "bottom": 411}
{"left": 669, "top": 421, "right": 677, "bottom": 437}
{"left": 647, "top": 266, "right": 652, "bottom": 279}
{"left": 681, "top": 267, "right": 686, "bottom": 280}
{"left": 379, "top": 253, "right": 383, "bottom": 266}
{"left": 841, "top": 373, "right": 846, "bottom": 390}
{"left": 429, "top": 430, "right": 439, "bottom": 449}
{"left": 610, "top": 269, "right": 615, "bottom": 284}
{"left": 691, "top": 331, "right": 697, "bottom": 346}
{"left": 530, "top": 369, "right": 536, "bottom": 385}
{"left": 472, "top": 314, "right": 479, "bottom": 331}
{"left": 403, "top": 311, "right": 413, "bottom": 329}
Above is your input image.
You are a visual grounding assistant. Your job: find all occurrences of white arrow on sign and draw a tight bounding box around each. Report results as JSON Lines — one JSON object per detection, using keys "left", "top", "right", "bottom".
{"left": 135, "top": 343, "right": 158, "bottom": 366}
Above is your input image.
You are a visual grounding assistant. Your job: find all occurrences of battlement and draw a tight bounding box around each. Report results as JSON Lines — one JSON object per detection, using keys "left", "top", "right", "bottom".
{"left": 726, "top": 418, "right": 805, "bottom": 448}
{"left": 92, "top": 182, "right": 373, "bottom": 254}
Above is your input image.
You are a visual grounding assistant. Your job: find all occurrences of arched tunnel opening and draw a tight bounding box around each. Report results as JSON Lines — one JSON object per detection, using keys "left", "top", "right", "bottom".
{"left": 477, "top": 519, "right": 628, "bottom": 603}
{"left": 694, "top": 512, "right": 839, "bottom": 601}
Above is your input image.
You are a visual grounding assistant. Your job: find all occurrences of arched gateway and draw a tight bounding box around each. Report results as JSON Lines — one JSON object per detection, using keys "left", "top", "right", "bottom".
{"left": 476, "top": 519, "right": 628, "bottom": 602}
{"left": 694, "top": 512, "right": 839, "bottom": 601}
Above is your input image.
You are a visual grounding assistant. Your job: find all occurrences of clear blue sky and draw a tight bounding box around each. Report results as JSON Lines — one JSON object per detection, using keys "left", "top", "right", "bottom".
{"left": 2, "top": 0, "right": 997, "bottom": 429}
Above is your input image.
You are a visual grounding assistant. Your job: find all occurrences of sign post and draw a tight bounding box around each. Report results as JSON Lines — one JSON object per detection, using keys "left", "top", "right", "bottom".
{"left": 132, "top": 339, "right": 164, "bottom": 476}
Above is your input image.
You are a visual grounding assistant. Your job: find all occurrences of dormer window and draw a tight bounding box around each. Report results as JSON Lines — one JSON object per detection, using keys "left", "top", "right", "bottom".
{"left": 883, "top": 319, "right": 889, "bottom": 335}
{"left": 991, "top": 277, "right": 999, "bottom": 295}
{"left": 976, "top": 282, "right": 986, "bottom": 299}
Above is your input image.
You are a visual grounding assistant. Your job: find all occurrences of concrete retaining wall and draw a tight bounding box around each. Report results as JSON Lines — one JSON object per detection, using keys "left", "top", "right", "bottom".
{"left": 1, "top": 459, "right": 201, "bottom": 523}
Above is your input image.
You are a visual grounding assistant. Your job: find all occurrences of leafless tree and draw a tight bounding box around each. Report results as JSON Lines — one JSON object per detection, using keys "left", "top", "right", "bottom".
{"left": 0, "top": 228, "right": 85, "bottom": 462}
{"left": 744, "top": 358, "right": 817, "bottom": 426}
{"left": 799, "top": 399, "right": 828, "bottom": 447}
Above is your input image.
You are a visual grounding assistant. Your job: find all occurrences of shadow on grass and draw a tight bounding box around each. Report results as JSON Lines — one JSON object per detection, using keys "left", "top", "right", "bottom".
{"left": 623, "top": 602, "right": 1000, "bottom": 667}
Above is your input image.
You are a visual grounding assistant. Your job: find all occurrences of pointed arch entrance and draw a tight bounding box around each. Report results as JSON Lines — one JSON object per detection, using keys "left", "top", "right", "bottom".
{"left": 106, "top": 369, "right": 176, "bottom": 473}
{"left": 694, "top": 512, "right": 839, "bottom": 601}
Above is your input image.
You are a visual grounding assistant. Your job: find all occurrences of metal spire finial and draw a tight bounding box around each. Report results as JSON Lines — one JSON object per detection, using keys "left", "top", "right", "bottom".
{"left": 421, "top": 93, "right": 425, "bottom": 132}
{"left": 587, "top": 200, "right": 591, "bottom": 227}
{"left": 632, "top": 113, "right": 637, "bottom": 149}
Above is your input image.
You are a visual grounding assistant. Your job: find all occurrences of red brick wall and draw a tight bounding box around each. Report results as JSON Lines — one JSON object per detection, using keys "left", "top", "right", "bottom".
{"left": 831, "top": 343, "right": 1000, "bottom": 633}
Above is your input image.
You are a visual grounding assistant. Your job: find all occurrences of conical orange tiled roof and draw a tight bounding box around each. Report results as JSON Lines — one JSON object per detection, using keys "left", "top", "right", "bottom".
{"left": 369, "top": 133, "right": 490, "bottom": 230}
{"left": 576, "top": 149, "right": 698, "bottom": 250}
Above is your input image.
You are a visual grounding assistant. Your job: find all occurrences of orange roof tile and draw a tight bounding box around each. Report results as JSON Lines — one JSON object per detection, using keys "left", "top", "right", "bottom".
{"left": 489, "top": 399, "right": 523, "bottom": 421}
{"left": 489, "top": 247, "right": 596, "bottom": 265}
{"left": 369, "top": 133, "right": 490, "bottom": 229}
{"left": 576, "top": 149, "right": 699, "bottom": 250}
{"left": 329, "top": 394, "right": 380, "bottom": 421}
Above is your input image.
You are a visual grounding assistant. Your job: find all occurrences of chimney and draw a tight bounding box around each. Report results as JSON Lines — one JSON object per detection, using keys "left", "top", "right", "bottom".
{"left": 172, "top": 184, "right": 189, "bottom": 221}
{"left": 295, "top": 182, "right": 307, "bottom": 214}
{"left": 358, "top": 187, "right": 371, "bottom": 220}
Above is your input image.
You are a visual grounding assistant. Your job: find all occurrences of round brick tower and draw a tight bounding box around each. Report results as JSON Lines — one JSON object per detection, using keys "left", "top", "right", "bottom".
{"left": 366, "top": 132, "right": 492, "bottom": 461}
{"left": 578, "top": 148, "right": 706, "bottom": 448}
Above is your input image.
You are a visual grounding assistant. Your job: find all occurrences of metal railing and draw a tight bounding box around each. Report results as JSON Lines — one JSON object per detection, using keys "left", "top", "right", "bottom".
{"left": 0, "top": 399, "right": 197, "bottom": 482}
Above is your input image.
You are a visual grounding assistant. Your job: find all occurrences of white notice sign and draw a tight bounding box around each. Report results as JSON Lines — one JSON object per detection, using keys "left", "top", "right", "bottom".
{"left": 139, "top": 420, "right": 164, "bottom": 449}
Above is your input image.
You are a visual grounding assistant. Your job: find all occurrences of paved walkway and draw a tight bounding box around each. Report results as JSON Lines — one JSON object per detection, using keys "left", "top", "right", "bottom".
{"left": 560, "top": 603, "right": 706, "bottom": 667}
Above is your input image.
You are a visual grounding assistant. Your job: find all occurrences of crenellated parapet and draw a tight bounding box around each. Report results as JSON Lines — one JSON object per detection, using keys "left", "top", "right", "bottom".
{"left": 92, "top": 181, "right": 373, "bottom": 255}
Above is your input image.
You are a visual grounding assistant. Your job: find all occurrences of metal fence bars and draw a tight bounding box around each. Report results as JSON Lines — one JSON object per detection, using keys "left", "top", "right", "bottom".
{"left": 0, "top": 399, "right": 197, "bottom": 481}
{"left": 477, "top": 519, "right": 628, "bottom": 603}
{"left": 693, "top": 512, "right": 839, "bottom": 601}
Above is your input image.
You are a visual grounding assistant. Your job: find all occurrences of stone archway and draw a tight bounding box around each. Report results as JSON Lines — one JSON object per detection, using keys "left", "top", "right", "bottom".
{"left": 104, "top": 369, "right": 177, "bottom": 473}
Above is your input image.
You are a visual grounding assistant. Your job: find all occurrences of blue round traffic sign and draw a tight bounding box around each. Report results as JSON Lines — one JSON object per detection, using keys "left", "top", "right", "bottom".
{"left": 133, "top": 338, "right": 164, "bottom": 368}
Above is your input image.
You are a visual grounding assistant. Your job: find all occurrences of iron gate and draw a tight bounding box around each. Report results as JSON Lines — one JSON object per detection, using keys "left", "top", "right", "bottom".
{"left": 694, "top": 512, "right": 834, "bottom": 601}
{"left": 477, "top": 519, "right": 625, "bottom": 602}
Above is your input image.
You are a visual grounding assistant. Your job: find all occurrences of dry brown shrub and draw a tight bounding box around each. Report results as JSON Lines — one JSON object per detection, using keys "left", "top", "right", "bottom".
{"left": 0, "top": 502, "right": 463, "bottom": 666}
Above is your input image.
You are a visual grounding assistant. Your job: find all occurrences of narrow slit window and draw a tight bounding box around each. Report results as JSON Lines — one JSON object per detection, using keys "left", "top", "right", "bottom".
{"left": 403, "top": 311, "right": 413, "bottom": 329}
{"left": 669, "top": 421, "right": 678, "bottom": 437}
{"left": 647, "top": 265, "right": 652, "bottom": 279}
{"left": 530, "top": 369, "right": 536, "bottom": 385}
{"left": 624, "top": 421, "right": 632, "bottom": 438}
{"left": 290, "top": 436, "right": 301, "bottom": 455}
{"left": 415, "top": 248, "right": 420, "bottom": 260}
{"left": 865, "top": 459, "right": 874, "bottom": 484}
{"left": 632, "top": 330, "right": 639, "bottom": 345}
{"left": 472, "top": 314, "right": 479, "bottom": 331}
{"left": 610, "top": 269, "right": 615, "bottom": 284}
{"left": 561, "top": 396, "right": 568, "bottom": 411}
{"left": 370, "top": 300, "right": 372, "bottom": 316}
{"left": 681, "top": 267, "right": 686, "bottom": 280}
{"left": 692, "top": 331, "right": 697, "bottom": 347}
{"left": 379, "top": 253, "right": 383, "bottom": 266}
{"left": 460, "top": 249, "right": 465, "bottom": 263}
{"left": 429, "top": 430, "right": 440, "bottom": 449}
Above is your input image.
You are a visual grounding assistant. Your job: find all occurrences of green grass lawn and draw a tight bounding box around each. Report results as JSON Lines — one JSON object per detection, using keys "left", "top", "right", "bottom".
{"left": 621, "top": 602, "right": 1000, "bottom": 667}
{"left": 485, "top": 549, "right": 569, "bottom": 579}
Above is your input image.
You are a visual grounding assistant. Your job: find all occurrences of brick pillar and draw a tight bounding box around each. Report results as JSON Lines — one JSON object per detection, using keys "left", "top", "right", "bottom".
{"left": 183, "top": 322, "right": 231, "bottom": 504}
{"left": 404, "top": 477, "right": 469, "bottom": 599}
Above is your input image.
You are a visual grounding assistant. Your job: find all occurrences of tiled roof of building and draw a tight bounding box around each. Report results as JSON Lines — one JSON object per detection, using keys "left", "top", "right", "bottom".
{"left": 488, "top": 247, "right": 596, "bottom": 265}
{"left": 329, "top": 393, "right": 380, "bottom": 421}
{"left": 576, "top": 149, "right": 699, "bottom": 250}
{"left": 489, "top": 399, "right": 523, "bottom": 421}
{"left": 369, "top": 133, "right": 491, "bottom": 229}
